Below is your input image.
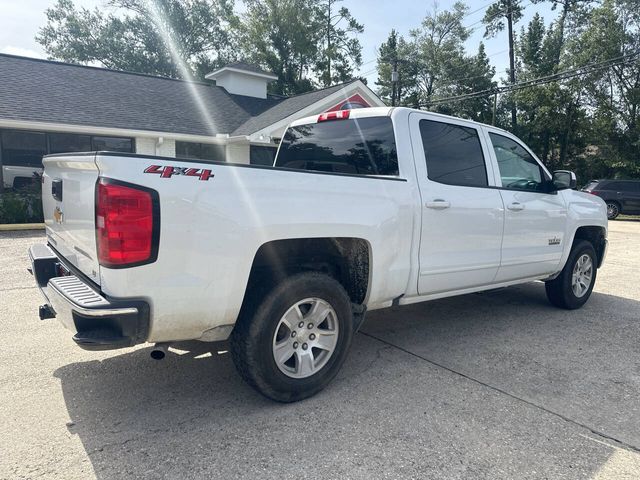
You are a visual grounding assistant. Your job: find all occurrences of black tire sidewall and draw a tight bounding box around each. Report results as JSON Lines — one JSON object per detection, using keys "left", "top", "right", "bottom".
{"left": 244, "top": 273, "right": 353, "bottom": 401}
{"left": 560, "top": 241, "right": 598, "bottom": 309}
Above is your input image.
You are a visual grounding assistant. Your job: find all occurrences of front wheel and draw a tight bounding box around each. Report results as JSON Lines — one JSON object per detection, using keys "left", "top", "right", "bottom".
{"left": 545, "top": 240, "right": 597, "bottom": 310}
{"left": 230, "top": 272, "right": 354, "bottom": 402}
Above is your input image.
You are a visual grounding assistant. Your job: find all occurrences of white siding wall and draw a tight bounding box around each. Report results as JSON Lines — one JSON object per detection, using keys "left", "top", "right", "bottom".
{"left": 216, "top": 71, "right": 268, "bottom": 98}
{"left": 226, "top": 142, "right": 250, "bottom": 164}
{"left": 158, "top": 139, "right": 176, "bottom": 157}
{"left": 135, "top": 137, "right": 176, "bottom": 157}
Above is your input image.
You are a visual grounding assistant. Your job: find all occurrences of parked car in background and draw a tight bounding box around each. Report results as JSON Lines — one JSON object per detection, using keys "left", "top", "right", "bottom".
{"left": 582, "top": 179, "right": 640, "bottom": 219}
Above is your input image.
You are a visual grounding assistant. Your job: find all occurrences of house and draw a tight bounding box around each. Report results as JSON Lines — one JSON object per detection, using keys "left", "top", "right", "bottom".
{"left": 0, "top": 54, "right": 384, "bottom": 188}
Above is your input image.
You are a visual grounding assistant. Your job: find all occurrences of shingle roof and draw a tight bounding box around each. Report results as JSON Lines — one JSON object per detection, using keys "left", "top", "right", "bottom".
{"left": 0, "top": 54, "right": 282, "bottom": 136}
{"left": 0, "top": 54, "right": 362, "bottom": 137}
{"left": 232, "top": 81, "right": 357, "bottom": 135}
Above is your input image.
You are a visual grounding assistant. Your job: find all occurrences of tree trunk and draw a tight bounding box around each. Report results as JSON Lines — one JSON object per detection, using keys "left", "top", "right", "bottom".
{"left": 507, "top": 0, "right": 517, "bottom": 129}
{"left": 542, "top": 131, "right": 550, "bottom": 163}
{"left": 559, "top": 102, "right": 575, "bottom": 167}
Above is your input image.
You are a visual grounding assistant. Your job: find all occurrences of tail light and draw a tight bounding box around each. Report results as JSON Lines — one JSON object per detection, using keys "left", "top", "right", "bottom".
{"left": 318, "top": 110, "right": 350, "bottom": 122}
{"left": 95, "top": 178, "right": 159, "bottom": 268}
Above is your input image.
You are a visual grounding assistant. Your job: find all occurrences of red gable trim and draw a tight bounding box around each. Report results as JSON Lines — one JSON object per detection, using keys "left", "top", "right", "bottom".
{"left": 325, "top": 93, "right": 371, "bottom": 112}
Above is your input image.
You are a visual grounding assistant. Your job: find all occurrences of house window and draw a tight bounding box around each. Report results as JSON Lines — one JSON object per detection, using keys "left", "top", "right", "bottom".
{"left": 49, "top": 133, "right": 92, "bottom": 154}
{"left": 92, "top": 136, "right": 134, "bottom": 152}
{"left": 0, "top": 129, "right": 134, "bottom": 168}
{"left": 1, "top": 130, "right": 47, "bottom": 168}
{"left": 176, "top": 141, "right": 225, "bottom": 162}
{"left": 250, "top": 145, "right": 277, "bottom": 166}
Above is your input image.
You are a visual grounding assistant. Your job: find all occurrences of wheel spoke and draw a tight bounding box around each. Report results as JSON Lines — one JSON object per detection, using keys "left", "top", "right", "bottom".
{"left": 314, "top": 330, "right": 338, "bottom": 351}
{"left": 296, "top": 350, "right": 315, "bottom": 376}
{"left": 281, "top": 305, "right": 303, "bottom": 330}
{"left": 309, "top": 301, "right": 331, "bottom": 325}
{"left": 274, "top": 340, "right": 295, "bottom": 365}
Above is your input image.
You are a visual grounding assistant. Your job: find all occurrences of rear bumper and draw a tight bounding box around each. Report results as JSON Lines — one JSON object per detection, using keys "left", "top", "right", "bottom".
{"left": 29, "top": 244, "right": 149, "bottom": 351}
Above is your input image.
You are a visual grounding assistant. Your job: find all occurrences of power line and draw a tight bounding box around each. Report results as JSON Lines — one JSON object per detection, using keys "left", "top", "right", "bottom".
{"left": 423, "top": 51, "right": 640, "bottom": 106}
{"left": 360, "top": 1, "right": 527, "bottom": 83}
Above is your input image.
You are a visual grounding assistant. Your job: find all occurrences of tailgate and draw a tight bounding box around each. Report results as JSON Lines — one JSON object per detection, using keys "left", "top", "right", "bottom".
{"left": 42, "top": 153, "right": 101, "bottom": 285}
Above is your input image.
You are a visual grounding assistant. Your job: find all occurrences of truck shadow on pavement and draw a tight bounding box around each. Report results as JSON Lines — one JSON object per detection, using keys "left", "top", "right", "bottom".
{"left": 53, "top": 282, "right": 640, "bottom": 479}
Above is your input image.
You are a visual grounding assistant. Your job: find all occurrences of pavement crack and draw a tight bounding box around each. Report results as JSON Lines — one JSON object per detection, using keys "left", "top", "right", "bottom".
{"left": 359, "top": 330, "right": 640, "bottom": 454}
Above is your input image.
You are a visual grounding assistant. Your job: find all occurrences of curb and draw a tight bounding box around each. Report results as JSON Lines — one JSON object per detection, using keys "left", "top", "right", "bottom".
{"left": 0, "top": 223, "right": 45, "bottom": 231}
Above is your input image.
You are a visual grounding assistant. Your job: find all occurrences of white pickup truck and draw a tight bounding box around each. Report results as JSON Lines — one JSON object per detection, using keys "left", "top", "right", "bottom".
{"left": 29, "top": 107, "right": 608, "bottom": 402}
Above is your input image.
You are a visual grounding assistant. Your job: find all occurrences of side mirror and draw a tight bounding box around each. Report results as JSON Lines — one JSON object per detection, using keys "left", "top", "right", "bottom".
{"left": 552, "top": 170, "right": 577, "bottom": 190}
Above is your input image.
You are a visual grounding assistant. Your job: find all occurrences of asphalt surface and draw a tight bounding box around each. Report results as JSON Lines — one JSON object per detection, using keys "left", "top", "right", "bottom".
{"left": 1, "top": 221, "right": 639, "bottom": 479}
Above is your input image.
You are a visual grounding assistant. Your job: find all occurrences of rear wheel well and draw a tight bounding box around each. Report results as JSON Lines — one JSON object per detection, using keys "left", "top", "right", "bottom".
{"left": 244, "top": 238, "right": 370, "bottom": 306}
{"left": 573, "top": 226, "right": 606, "bottom": 266}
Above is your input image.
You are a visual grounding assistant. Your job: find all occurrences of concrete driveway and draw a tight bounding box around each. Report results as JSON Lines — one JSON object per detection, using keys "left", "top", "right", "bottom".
{"left": 1, "top": 221, "right": 639, "bottom": 479}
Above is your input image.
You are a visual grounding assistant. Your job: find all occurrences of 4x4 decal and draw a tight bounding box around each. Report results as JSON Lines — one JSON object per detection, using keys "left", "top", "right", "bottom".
{"left": 144, "top": 165, "right": 213, "bottom": 181}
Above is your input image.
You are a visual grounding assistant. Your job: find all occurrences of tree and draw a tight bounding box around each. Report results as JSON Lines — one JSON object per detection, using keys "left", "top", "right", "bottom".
{"left": 240, "top": 0, "right": 364, "bottom": 95}
{"left": 411, "top": 2, "right": 471, "bottom": 106}
{"left": 445, "top": 43, "right": 497, "bottom": 123}
{"left": 375, "top": 30, "right": 420, "bottom": 107}
{"left": 375, "top": 3, "right": 495, "bottom": 120}
{"left": 240, "top": 0, "right": 320, "bottom": 95}
{"left": 314, "top": 0, "right": 363, "bottom": 87}
{"left": 36, "top": 0, "right": 238, "bottom": 79}
{"left": 572, "top": 0, "right": 640, "bottom": 178}
{"left": 482, "top": 0, "right": 524, "bottom": 129}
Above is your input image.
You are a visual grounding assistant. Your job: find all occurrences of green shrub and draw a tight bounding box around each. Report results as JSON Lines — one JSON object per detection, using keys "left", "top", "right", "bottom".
{"left": 0, "top": 185, "right": 44, "bottom": 224}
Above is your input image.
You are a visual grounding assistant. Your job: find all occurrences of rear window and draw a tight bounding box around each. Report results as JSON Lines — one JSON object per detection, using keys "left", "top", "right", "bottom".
{"left": 582, "top": 181, "right": 599, "bottom": 191}
{"left": 275, "top": 117, "right": 399, "bottom": 176}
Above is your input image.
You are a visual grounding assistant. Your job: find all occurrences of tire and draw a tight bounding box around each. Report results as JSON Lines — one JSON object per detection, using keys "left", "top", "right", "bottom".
{"left": 230, "top": 272, "right": 354, "bottom": 402}
{"left": 606, "top": 201, "right": 620, "bottom": 220}
{"left": 545, "top": 240, "right": 597, "bottom": 310}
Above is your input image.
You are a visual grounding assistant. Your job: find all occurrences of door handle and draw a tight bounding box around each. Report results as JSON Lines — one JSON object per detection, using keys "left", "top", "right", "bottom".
{"left": 507, "top": 202, "right": 525, "bottom": 211}
{"left": 425, "top": 199, "right": 451, "bottom": 209}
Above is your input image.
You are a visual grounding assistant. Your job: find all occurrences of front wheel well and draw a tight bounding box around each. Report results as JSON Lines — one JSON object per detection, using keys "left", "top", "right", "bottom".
{"left": 243, "top": 237, "right": 371, "bottom": 307}
{"left": 572, "top": 226, "right": 606, "bottom": 267}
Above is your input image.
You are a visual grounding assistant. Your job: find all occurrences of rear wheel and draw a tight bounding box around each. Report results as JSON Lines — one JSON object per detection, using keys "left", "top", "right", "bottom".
{"left": 606, "top": 201, "right": 620, "bottom": 220}
{"left": 545, "top": 240, "right": 597, "bottom": 309}
{"left": 230, "top": 272, "right": 354, "bottom": 402}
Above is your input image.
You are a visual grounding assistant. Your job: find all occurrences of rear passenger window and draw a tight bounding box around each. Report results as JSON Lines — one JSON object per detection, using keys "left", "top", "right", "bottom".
{"left": 419, "top": 120, "right": 487, "bottom": 187}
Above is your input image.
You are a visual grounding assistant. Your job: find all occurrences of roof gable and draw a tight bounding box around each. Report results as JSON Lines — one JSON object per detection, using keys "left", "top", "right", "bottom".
{"left": 232, "top": 81, "right": 359, "bottom": 136}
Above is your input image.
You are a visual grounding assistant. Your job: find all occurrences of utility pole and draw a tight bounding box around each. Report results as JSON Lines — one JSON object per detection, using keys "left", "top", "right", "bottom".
{"left": 391, "top": 59, "right": 399, "bottom": 106}
{"left": 506, "top": 0, "right": 517, "bottom": 129}
{"left": 492, "top": 91, "right": 498, "bottom": 126}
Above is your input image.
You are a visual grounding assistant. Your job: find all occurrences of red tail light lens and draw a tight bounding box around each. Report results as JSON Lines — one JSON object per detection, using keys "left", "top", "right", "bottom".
{"left": 96, "top": 179, "right": 159, "bottom": 267}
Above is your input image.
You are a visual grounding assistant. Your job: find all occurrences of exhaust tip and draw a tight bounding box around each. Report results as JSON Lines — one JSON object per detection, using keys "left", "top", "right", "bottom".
{"left": 150, "top": 349, "right": 165, "bottom": 360}
{"left": 150, "top": 342, "right": 169, "bottom": 360}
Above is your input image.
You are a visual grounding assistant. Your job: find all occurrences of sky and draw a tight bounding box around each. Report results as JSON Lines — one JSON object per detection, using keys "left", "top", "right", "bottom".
{"left": 0, "top": 0, "right": 555, "bottom": 86}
